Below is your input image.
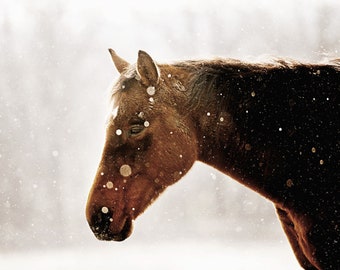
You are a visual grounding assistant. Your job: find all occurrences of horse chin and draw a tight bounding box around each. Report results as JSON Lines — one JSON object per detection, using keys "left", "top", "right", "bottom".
{"left": 93, "top": 217, "right": 133, "bottom": 242}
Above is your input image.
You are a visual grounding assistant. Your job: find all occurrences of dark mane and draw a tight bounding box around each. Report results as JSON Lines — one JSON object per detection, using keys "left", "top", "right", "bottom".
{"left": 171, "top": 59, "right": 339, "bottom": 129}
{"left": 172, "top": 58, "right": 340, "bottom": 111}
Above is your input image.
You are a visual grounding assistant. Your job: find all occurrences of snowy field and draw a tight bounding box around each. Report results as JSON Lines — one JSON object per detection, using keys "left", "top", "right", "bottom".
{"left": 1, "top": 241, "right": 301, "bottom": 270}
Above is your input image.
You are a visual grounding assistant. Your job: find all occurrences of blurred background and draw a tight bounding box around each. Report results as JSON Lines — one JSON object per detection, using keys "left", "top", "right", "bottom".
{"left": 1, "top": 0, "right": 339, "bottom": 269}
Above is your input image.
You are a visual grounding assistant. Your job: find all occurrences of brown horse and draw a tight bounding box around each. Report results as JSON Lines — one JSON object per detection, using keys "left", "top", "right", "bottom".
{"left": 86, "top": 50, "right": 339, "bottom": 269}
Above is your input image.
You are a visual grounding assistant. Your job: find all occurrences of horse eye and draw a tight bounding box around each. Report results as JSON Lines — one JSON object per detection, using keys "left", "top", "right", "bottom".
{"left": 130, "top": 125, "right": 144, "bottom": 135}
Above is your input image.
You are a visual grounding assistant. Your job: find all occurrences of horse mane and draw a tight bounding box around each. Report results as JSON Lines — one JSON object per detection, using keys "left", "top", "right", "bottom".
{"left": 170, "top": 58, "right": 340, "bottom": 113}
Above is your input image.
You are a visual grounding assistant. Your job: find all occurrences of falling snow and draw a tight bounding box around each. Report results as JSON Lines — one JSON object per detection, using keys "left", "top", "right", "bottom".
{"left": 106, "top": 181, "right": 113, "bottom": 189}
{"left": 120, "top": 164, "right": 132, "bottom": 177}
{"left": 147, "top": 86, "right": 156, "bottom": 96}
{"left": 101, "top": 207, "right": 109, "bottom": 214}
{"left": 149, "top": 97, "right": 155, "bottom": 104}
{"left": 116, "top": 129, "right": 122, "bottom": 136}
{"left": 286, "top": 179, "right": 294, "bottom": 188}
{"left": 244, "top": 144, "right": 252, "bottom": 151}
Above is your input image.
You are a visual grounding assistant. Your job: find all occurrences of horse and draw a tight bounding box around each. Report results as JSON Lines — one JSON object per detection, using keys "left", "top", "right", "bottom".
{"left": 86, "top": 49, "right": 339, "bottom": 269}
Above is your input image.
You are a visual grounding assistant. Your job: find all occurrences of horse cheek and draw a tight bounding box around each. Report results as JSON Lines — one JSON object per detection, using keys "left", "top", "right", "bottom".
{"left": 155, "top": 131, "right": 197, "bottom": 186}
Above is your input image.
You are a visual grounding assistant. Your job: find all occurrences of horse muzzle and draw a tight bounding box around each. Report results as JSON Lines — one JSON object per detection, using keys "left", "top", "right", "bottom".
{"left": 87, "top": 207, "right": 133, "bottom": 241}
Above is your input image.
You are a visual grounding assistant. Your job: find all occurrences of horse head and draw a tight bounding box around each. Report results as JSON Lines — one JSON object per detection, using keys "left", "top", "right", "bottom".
{"left": 86, "top": 50, "right": 198, "bottom": 241}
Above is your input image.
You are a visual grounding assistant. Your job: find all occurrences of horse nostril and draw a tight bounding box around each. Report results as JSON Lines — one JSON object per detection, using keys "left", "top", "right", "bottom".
{"left": 89, "top": 207, "right": 113, "bottom": 239}
{"left": 88, "top": 207, "right": 133, "bottom": 241}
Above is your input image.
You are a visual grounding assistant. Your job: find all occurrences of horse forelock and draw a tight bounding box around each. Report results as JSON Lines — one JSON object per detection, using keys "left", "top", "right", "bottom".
{"left": 107, "top": 65, "right": 139, "bottom": 120}
{"left": 109, "top": 64, "right": 139, "bottom": 99}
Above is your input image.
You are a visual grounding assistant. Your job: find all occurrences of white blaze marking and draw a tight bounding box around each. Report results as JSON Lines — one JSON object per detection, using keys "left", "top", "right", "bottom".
{"left": 111, "top": 106, "right": 119, "bottom": 120}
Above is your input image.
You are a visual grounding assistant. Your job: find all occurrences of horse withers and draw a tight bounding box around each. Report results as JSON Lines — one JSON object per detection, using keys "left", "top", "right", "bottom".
{"left": 86, "top": 50, "right": 339, "bottom": 269}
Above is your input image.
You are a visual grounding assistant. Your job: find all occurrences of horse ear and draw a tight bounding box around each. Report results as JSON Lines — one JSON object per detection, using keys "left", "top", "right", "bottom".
{"left": 108, "top": 49, "right": 130, "bottom": 74}
{"left": 137, "top": 50, "right": 159, "bottom": 86}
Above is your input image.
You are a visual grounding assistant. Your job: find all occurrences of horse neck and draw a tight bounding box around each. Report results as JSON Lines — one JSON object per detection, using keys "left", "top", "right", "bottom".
{"left": 185, "top": 63, "right": 281, "bottom": 202}
{"left": 193, "top": 106, "right": 273, "bottom": 198}
{"left": 177, "top": 59, "right": 338, "bottom": 206}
